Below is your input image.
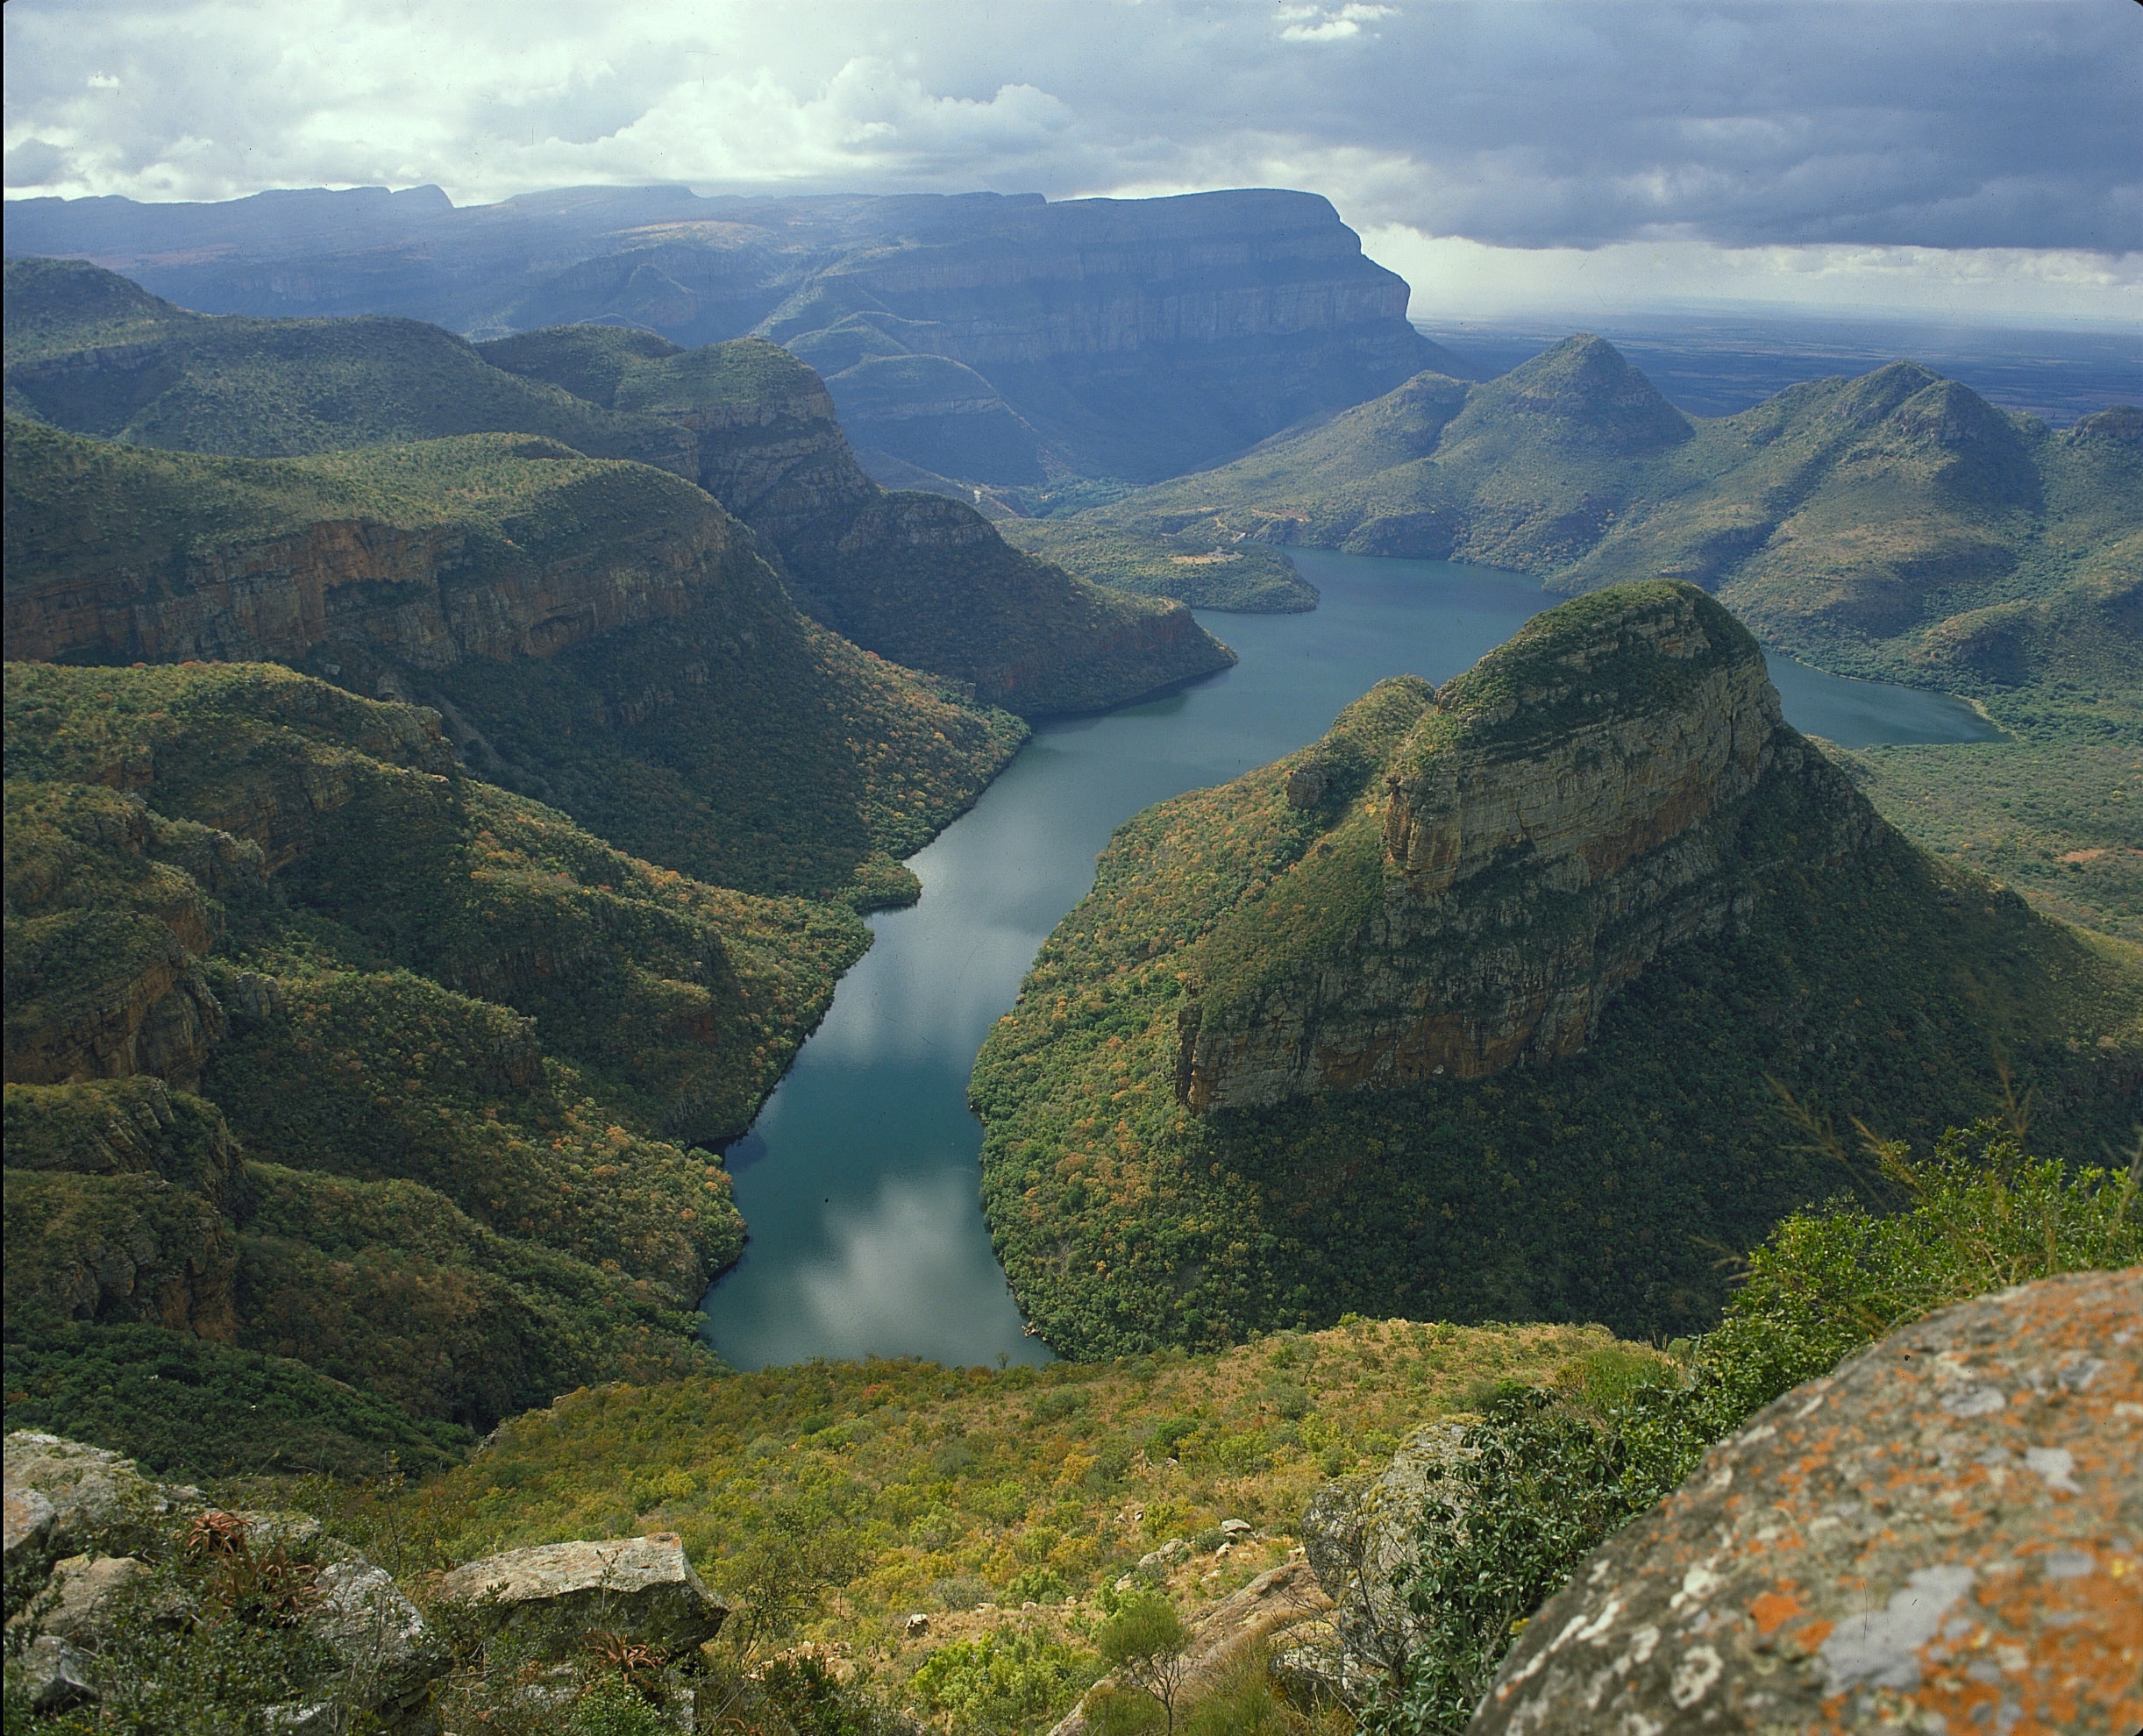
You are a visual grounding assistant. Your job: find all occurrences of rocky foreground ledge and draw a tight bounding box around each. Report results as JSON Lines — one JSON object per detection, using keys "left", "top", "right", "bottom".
{"left": 1468, "top": 1268, "right": 2142, "bottom": 1733}
{"left": 4, "top": 1430, "right": 724, "bottom": 1730}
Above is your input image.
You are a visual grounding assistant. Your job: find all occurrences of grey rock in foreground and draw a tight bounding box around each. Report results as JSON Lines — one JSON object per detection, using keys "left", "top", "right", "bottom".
{"left": 437, "top": 1531, "right": 726, "bottom": 1659}
{"left": 3, "top": 1431, "right": 197, "bottom": 1569}
{"left": 1469, "top": 1269, "right": 2143, "bottom": 1735}
{"left": 1301, "top": 1420, "right": 1477, "bottom": 1682}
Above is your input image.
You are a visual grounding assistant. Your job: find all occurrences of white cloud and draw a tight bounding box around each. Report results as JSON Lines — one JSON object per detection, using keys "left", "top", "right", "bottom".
{"left": 2, "top": 0, "right": 2134, "bottom": 323}
{"left": 1279, "top": 4, "right": 1396, "bottom": 42}
{"left": 1362, "top": 224, "right": 2143, "bottom": 328}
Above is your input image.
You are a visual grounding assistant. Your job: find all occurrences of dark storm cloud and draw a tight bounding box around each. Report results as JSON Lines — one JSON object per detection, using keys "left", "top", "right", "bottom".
{"left": 4, "top": 0, "right": 2136, "bottom": 254}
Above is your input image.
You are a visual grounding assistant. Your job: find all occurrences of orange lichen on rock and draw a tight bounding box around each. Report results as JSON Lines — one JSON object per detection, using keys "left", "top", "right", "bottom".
{"left": 1470, "top": 1268, "right": 2143, "bottom": 1735}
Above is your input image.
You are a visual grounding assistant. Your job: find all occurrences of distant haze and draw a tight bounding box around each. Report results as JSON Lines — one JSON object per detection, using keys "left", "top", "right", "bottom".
{"left": 4, "top": 0, "right": 2138, "bottom": 325}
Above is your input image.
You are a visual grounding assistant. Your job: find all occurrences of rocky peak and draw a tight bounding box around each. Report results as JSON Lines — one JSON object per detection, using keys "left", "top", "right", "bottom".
{"left": 1470, "top": 335, "right": 1691, "bottom": 452}
{"left": 1178, "top": 582, "right": 1878, "bottom": 1112}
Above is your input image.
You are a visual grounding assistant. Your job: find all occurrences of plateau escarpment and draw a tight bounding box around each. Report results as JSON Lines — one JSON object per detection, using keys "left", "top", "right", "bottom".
{"left": 4, "top": 259, "right": 1234, "bottom": 722}
{"left": 479, "top": 328, "right": 1237, "bottom": 714}
{"left": 8, "top": 185, "right": 1473, "bottom": 484}
{"left": 3, "top": 416, "right": 1026, "bottom": 906}
{"left": 971, "top": 583, "right": 2140, "bottom": 1360}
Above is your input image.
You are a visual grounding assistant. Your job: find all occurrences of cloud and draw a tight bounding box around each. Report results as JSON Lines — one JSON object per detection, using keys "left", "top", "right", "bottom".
{"left": 2, "top": 0, "right": 2133, "bottom": 308}
{"left": 1279, "top": 4, "right": 1398, "bottom": 43}
{"left": 1364, "top": 224, "right": 2143, "bottom": 326}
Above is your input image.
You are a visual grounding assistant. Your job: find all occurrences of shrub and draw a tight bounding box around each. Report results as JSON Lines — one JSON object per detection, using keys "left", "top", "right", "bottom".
{"left": 1360, "top": 1118, "right": 2140, "bottom": 1735}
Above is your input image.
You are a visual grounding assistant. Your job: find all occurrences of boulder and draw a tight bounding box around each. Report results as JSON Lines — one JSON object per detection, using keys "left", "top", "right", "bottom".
{"left": 303, "top": 1556, "right": 445, "bottom": 1728}
{"left": 1301, "top": 1420, "right": 1476, "bottom": 1682}
{"left": 436, "top": 1531, "right": 725, "bottom": 1660}
{"left": 4, "top": 1635, "right": 99, "bottom": 1711}
{"left": 3, "top": 1432, "right": 196, "bottom": 1568}
{"left": 12, "top": 1553, "right": 149, "bottom": 1647}
{"left": 1470, "top": 1269, "right": 2143, "bottom": 1734}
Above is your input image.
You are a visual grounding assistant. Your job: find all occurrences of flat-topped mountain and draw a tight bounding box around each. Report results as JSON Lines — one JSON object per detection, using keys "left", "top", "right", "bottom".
{"left": 970, "top": 583, "right": 2141, "bottom": 1358}
{"left": 477, "top": 326, "right": 1234, "bottom": 713}
{"left": 6, "top": 186, "right": 1472, "bottom": 482}
{"left": 4, "top": 417, "right": 1024, "bottom": 908}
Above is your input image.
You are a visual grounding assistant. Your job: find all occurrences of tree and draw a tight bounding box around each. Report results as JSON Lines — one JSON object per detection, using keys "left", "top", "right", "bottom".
{"left": 1098, "top": 1592, "right": 1193, "bottom": 1732}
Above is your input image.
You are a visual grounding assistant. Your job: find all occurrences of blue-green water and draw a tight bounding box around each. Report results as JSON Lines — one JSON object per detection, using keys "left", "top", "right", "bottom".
{"left": 700, "top": 553, "right": 1997, "bottom": 1369}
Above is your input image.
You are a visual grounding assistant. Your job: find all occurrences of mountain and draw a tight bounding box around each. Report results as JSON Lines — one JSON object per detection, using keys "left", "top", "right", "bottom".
{"left": 4, "top": 416, "right": 1027, "bottom": 909}
{"left": 476, "top": 325, "right": 1235, "bottom": 714}
{"left": 5, "top": 260, "right": 1235, "bottom": 720}
{"left": 969, "top": 583, "right": 2141, "bottom": 1359}
{"left": 5, "top": 185, "right": 1474, "bottom": 482}
{"left": 1059, "top": 336, "right": 2139, "bottom": 691}
{"left": 1039, "top": 338, "right": 2143, "bottom": 941}
{"left": 3, "top": 655, "right": 894, "bottom": 1446}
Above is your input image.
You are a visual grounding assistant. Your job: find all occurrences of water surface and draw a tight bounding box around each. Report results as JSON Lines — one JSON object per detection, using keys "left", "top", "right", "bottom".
{"left": 701, "top": 551, "right": 1994, "bottom": 1369}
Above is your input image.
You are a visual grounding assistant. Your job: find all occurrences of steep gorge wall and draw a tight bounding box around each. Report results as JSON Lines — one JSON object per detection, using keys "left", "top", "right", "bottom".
{"left": 3, "top": 449, "right": 762, "bottom": 676}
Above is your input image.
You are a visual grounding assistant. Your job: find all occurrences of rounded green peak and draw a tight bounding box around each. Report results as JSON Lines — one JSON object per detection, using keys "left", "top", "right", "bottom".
{"left": 1413, "top": 580, "right": 1762, "bottom": 757}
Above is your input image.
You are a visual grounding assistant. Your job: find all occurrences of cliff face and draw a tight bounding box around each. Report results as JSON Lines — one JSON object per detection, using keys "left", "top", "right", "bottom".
{"left": 10, "top": 187, "right": 1465, "bottom": 483}
{"left": 2, "top": 425, "right": 753, "bottom": 675}
{"left": 1178, "top": 585, "right": 1872, "bottom": 1111}
{"left": 481, "top": 332, "right": 1238, "bottom": 713}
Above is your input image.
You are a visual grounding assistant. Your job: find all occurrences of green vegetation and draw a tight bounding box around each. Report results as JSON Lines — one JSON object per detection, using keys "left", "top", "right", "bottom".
{"left": 1359, "top": 1120, "right": 2140, "bottom": 1732}
{"left": 969, "top": 603, "right": 2141, "bottom": 1360}
{"left": 3, "top": 258, "right": 694, "bottom": 473}
{"left": 295, "top": 1313, "right": 1630, "bottom": 1732}
{"left": 997, "top": 516, "right": 1318, "bottom": 613}
{"left": 4, "top": 417, "right": 1030, "bottom": 908}
{"left": 3, "top": 658, "right": 913, "bottom": 1455}
{"left": 1034, "top": 340, "right": 2139, "bottom": 936}
{"left": 2, "top": 1323, "right": 474, "bottom": 1476}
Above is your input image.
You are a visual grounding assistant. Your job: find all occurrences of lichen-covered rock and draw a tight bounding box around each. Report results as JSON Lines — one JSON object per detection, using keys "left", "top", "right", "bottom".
{"left": 4, "top": 1635, "right": 99, "bottom": 1711}
{"left": 303, "top": 1556, "right": 445, "bottom": 1726}
{"left": 1301, "top": 1421, "right": 1477, "bottom": 1681}
{"left": 1470, "top": 1270, "right": 2143, "bottom": 1734}
{"left": 3, "top": 1432, "right": 197, "bottom": 1569}
{"left": 437, "top": 1532, "right": 725, "bottom": 1660}
{"left": 9, "top": 1553, "right": 150, "bottom": 1647}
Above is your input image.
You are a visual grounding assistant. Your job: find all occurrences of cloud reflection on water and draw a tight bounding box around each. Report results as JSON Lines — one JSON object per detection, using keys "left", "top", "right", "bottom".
{"left": 716, "top": 1168, "right": 1041, "bottom": 1370}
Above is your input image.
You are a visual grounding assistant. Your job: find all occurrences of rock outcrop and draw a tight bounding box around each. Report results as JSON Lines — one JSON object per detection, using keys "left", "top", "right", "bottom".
{"left": 1046, "top": 1560, "right": 1333, "bottom": 1736}
{"left": 1470, "top": 1269, "right": 2143, "bottom": 1735}
{"left": 3, "top": 1432, "right": 198, "bottom": 1572}
{"left": 1299, "top": 1423, "right": 1479, "bottom": 1684}
{"left": 437, "top": 1532, "right": 728, "bottom": 1659}
{"left": 1178, "top": 581, "right": 1876, "bottom": 1111}
{"left": 10, "top": 186, "right": 1468, "bottom": 482}
{"left": 480, "top": 332, "right": 1238, "bottom": 714}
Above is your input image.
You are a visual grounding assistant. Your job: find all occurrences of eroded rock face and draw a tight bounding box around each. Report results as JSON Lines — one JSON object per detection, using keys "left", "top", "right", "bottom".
{"left": 3, "top": 1432, "right": 198, "bottom": 1570}
{"left": 4, "top": 469, "right": 755, "bottom": 674}
{"left": 1178, "top": 583, "right": 1877, "bottom": 1111}
{"left": 1301, "top": 1422, "right": 1477, "bottom": 1682}
{"left": 437, "top": 1532, "right": 726, "bottom": 1660}
{"left": 1470, "top": 1270, "right": 2143, "bottom": 1735}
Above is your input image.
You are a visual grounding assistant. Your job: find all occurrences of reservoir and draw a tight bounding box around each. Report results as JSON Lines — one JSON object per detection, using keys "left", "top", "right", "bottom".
{"left": 700, "top": 551, "right": 2001, "bottom": 1370}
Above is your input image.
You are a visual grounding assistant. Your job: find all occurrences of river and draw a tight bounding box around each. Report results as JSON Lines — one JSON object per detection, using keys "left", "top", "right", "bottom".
{"left": 700, "top": 551, "right": 1999, "bottom": 1370}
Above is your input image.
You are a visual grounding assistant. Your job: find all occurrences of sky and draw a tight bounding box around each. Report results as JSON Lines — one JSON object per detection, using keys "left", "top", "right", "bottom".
{"left": 4, "top": 0, "right": 2139, "bottom": 325}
